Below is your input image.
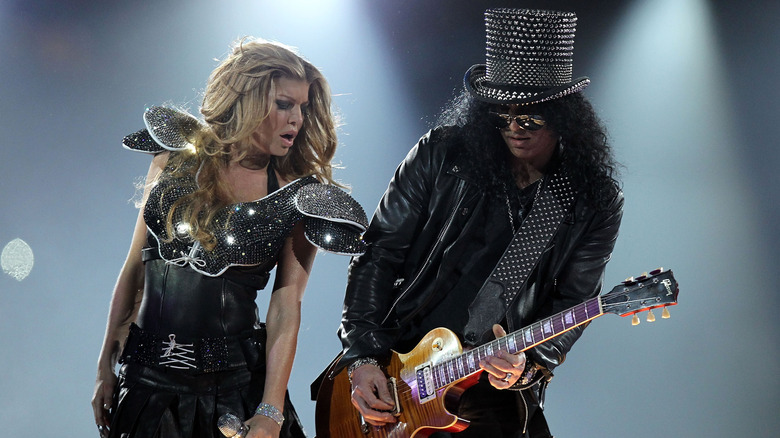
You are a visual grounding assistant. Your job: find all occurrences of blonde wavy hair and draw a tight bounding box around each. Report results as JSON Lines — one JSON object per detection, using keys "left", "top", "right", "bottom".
{"left": 163, "top": 38, "right": 339, "bottom": 250}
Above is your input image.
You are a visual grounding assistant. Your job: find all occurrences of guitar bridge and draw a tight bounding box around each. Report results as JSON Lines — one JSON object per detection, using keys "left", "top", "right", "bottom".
{"left": 387, "top": 377, "right": 401, "bottom": 416}
{"left": 357, "top": 377, "right": 401, "bottom": 434}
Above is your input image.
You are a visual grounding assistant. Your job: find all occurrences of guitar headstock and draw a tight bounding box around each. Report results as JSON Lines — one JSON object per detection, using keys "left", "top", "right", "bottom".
{"left": 601, "top": 268, "right": 679, "bottom": 324}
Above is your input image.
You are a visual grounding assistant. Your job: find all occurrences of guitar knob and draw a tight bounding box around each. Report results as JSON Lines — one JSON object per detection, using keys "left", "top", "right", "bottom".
{"left": 646, "top": 309, "right": 656, "bottom": 322}
{"left": 662, "top": 307, "right": 671, "bottom": 319}
{"left": 631, "top": 314, "right": 640, "bottom": 326}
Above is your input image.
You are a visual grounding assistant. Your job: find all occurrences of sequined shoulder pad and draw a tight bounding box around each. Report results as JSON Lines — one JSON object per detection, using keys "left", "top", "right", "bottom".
{"left": 122, "top": 106, "right": 204, "bottom": 154}
{"left": 294, "top": 184, "right": 368, "bottom": 255}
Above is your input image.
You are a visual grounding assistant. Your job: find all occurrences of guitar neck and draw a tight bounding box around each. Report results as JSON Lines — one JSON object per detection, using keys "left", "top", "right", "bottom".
{"left": 433, "top": 296, "right": 604, "bottom": 389}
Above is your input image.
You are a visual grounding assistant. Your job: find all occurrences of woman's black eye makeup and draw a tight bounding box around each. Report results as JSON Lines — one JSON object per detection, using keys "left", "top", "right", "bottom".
{"left": 276, "top": 99, "right": 293, "bottom": 110}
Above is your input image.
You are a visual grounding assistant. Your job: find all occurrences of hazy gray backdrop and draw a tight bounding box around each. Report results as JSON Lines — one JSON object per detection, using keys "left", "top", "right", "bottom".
{"left": 1, "top": 0, "right": 778, "bottom": 436}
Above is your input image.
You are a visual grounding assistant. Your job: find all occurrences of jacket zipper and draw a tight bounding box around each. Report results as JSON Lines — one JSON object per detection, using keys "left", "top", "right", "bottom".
{"left": 380, "top": 178, "right": 468, "bottom": 326}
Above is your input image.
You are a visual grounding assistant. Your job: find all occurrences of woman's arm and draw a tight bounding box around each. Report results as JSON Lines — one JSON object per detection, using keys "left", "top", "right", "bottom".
{"left": 91, "top": 152, "right": 168, "bottom": 436}
{"left": 246, "top": 220, "right": 316, "bottom": 438}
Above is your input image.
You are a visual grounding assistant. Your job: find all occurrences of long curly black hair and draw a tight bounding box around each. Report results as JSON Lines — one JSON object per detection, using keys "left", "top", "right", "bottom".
{"left": 436, "top": 89, "right": 621, "bottom": 210}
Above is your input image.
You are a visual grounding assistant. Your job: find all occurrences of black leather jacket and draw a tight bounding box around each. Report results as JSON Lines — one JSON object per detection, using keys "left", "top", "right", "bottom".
{"left": 335, "top": 126, "right": 623, "bottom": 376}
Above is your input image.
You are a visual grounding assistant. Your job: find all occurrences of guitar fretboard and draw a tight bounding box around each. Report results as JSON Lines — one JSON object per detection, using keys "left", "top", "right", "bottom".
{"left": 431, "top": 296, "right": 603, "bottom": 389}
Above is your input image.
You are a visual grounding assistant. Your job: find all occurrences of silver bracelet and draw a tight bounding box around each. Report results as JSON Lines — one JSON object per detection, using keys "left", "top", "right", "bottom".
{"left": 347, "top": 357, "right": 379, "bottom": 382}
{"left": 254, "top": 402, "right": 284, "bottom": 427}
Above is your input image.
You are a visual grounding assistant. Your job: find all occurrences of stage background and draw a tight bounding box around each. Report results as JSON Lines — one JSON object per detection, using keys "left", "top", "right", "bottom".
{"left": 1, "top": 0, "right": 777, "bottom": 436}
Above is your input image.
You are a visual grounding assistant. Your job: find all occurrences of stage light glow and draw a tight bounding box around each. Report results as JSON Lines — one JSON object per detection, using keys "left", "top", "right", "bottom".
{"left": 570, "top": 3, "right": 777, "bottom": 437}
{"left": 1, "top": 238, "right": 34, "bottom": 281}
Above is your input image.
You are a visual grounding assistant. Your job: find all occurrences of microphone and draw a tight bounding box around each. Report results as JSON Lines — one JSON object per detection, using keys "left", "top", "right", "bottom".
{"left": 218, "top": 413, "right": 250, "bottom": 438}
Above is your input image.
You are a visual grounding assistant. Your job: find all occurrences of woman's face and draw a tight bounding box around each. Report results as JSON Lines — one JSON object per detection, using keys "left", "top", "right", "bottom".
{"left": 250, "top": 77, "right": 310, "bottom": 157}
{"left": 497, "top": 104, "right": 558, "bottom": 165}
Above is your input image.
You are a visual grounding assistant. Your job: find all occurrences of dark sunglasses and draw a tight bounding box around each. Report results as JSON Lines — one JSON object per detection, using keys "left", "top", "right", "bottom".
{"left": 490, "top": 112, "right": 546, "bottom": 131}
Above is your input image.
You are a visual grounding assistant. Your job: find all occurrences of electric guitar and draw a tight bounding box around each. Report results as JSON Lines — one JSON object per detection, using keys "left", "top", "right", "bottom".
{"left": 315, "top": 268, "right": 679, "bottom": 438}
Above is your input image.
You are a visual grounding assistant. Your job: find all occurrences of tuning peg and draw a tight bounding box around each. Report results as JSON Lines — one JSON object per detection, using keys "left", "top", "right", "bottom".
{"left": 631, "top": 314, "right": 640, "bottom": 326}
{"left": 646, "top": 309, "right": 656, "bottom": 322}
{"left": 624, "top": 276, "right": 635, "bottom": 284}
{"left": 662, "top": 306, "right": 671, "bottom": 319}
{"left": 650, "top": 267, "right": 664, "bottom": 275}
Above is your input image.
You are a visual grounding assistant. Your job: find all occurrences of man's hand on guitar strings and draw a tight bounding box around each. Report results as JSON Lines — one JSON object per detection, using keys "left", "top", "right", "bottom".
{"left": 350, "top": 363, "right": 397, "bottom": 426}
{"left": 480, "top": 324, "right": 527, "bottom": 389}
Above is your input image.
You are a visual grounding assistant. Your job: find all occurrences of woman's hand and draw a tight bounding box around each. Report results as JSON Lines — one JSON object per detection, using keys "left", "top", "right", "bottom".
{"left": 480, "top": 324, "right": 527, "bottom": 389}
{"left": 91, "top": 368, "right": 117, "bottom": 438}
{"left": 245, "top": 412, "right": 282, "bottom": 438}
{"left": 90, "top": 154, "right": 165, "bottom": 437}
{"left": 350, "top": 363, "right": 397, "bottom": 426}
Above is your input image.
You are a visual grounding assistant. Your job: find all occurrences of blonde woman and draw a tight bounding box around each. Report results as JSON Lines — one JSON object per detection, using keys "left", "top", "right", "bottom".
{"left": 91, "top": 38, "right": 366, "bottom": 438}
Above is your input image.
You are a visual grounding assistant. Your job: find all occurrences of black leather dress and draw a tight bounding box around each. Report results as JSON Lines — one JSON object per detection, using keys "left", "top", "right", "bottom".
{"left": 109, "top": 107, "right": 368, "bottom": 438}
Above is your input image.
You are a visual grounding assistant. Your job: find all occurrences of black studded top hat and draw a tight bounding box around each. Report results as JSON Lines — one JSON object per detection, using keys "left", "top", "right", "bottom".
{"left": 465, "top": 8, "right": 590, "bottom": 105}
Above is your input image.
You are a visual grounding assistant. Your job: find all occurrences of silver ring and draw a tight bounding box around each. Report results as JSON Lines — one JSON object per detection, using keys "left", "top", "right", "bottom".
{"left": 503, "top": 372, "right": 513, "bottom": 382}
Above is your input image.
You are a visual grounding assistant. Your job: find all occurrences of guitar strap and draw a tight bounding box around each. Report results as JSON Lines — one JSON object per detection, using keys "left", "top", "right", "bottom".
{"left": 462, "top": 169, "right": 576, "bottom": 346}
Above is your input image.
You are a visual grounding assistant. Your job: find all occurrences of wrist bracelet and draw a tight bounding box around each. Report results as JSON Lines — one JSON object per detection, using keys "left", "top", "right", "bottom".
{"left": 255, "top": 402, "right": 284, "bottom": 427}
{"left": 347, "top": 357, "right": 379, "bottom": 382}
{"left": 509, "top": 361, "right": 542, "bottom": 390}
{"left": 519, "top": 361, "right": 537, "bottom": 385}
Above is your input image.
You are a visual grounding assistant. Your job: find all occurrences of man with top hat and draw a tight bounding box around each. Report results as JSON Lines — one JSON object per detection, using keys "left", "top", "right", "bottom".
{"left": 331, "top": 8, "right": 622, "bottom": 437}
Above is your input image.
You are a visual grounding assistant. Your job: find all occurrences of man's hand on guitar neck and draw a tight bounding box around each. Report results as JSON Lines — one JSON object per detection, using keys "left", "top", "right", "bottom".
{"left": 480, "top": 324, "right": 527, "bottom": 389}
{"left": 350, "top": 362, "right": 397, "bottom": 426}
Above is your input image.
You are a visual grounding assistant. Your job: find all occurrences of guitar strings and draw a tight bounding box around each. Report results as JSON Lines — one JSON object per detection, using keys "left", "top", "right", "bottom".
{"left": 390, "top": 300, "right": 664, "bottom": 406}
{"left": 386, "top": 297, "right": 669, "bottom": 413}
{"left": 601, "top": 299, "right": 662, "bottom": 314}
{"left": 432, "top": 305, "right": 596, "bottom": 387}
